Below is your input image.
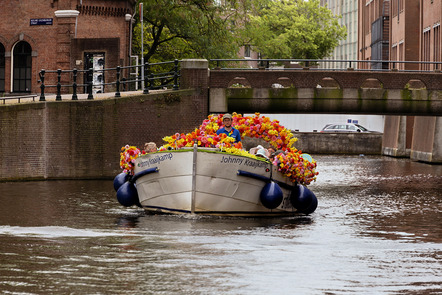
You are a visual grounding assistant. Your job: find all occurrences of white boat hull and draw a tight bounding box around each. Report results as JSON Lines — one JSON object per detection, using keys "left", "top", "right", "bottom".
{"left": 133, "top": 148, "right": 298, "bottom": 217}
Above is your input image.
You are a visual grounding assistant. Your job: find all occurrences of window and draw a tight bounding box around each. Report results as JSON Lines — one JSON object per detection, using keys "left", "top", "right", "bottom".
{"left": 422, "top": 28, "right": 431, "bottom": 70}
{"left": 13, "top": 41, "right": 32, "bottom": 93}
{"left": 244, "top": 45, "right": 251, "bottom": 58}
{"left": 399, "top": 42, "right": 404, "bottom": 70}
{"left": 392, "top": 0, "right": 397, "bottom": 17}
{"left": 391, "top": 43, "right": 397, "bottom": 69}
{"left": 364, "top": 3, "right": 370, "bottom": 33}
{"left": 434, "top": 25, "right": 440, "bottom": 70}
{"left": 0, "top": 43, "right": 5, "bottom": 92}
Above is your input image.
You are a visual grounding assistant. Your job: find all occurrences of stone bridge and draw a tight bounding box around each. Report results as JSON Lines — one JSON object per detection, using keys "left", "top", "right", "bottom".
{"left": 180, "top": 59, "right": 442, "bottom": 163}
{"left": 207, "top": 68, "right": 442, "bottom": 116}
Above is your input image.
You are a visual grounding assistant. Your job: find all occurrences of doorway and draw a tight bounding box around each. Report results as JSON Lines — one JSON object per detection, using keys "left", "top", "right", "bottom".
{"left": 84, "top": 52, "right": 105, "bottom": 94}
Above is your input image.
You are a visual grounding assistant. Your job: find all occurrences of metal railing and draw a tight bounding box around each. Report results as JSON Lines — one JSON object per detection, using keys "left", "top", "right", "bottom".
{"left": 0, "top": 94, "right": 38, "bottom": 104}
{"left": 38, "top": 60, "right": 180, "bottom": 101}
{"left": 209, "top": 58, "right": 442, "bottom": 73}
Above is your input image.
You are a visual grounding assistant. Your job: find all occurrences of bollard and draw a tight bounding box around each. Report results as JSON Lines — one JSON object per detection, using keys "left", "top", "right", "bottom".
{"left": 143, "top": 62, "right": 149, "bottom": 94}
{"left": 173, "top": 59, "right": 179, "bottom": 90}
{"left": 115, "top": 66, "right": 121, "bottom": 98}
{"left": 56, "top": 69, "right": 62, "bottom": 101}
{"left": 39, "top": 69, "right": 45, "bottom": 101}
{"left": 72, "top": 69, "right": 78, "bottom": 100}
{"left": 121, "top": 77, "right": 126, "bottom": 91}
{"left": 87, "top": 68, "right": 93, "bottom": 99}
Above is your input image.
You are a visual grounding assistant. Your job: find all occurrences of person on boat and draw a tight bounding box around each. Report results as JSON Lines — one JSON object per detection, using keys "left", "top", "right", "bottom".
{"left": 267, "top": 146, "right": 276, "bottom": 156}
{"left": 249, "top": 145, "right": 263, "bottom": 155}
{"left": 216, "top": 113, "right": 241, "bottom": 143}
{"left": 250, "top": 145, "right": 271, "bottom": 158}
{"left": 255, "top": 148, "right": 270, "bottom": 161}
{"left": 144, "top": 142, "right": 157, "bottom": 153}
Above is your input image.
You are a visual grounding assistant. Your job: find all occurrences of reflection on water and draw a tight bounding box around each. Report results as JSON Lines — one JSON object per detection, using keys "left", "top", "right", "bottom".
{"left": 0, "top": 156, "right": 441, "bottom": 294}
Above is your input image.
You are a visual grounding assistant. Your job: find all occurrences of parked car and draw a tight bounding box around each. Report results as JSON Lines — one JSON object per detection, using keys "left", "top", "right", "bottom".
{"left": 320, "top": 123, "right": 371, "bottom": 133}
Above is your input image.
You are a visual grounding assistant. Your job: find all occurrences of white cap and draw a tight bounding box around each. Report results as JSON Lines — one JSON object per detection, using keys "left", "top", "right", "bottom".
{"left": 256, "top": 148, "right": 268, "bottom": 159}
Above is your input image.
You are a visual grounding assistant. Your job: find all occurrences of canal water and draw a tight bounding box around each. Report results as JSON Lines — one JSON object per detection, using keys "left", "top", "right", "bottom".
{"left": 0, "top": 155, "right": 440, "bottom": 294}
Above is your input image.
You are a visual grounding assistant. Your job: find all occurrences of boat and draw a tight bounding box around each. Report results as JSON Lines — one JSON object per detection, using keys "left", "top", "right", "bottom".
{"left": 113, "top": 113, "right": 318, "bottom": 217}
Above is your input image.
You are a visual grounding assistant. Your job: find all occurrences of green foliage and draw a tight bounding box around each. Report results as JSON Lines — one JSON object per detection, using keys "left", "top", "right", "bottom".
{"left": 133, "top": 0, "right": 259, "bottom": 62}
{"left": 247, "top": 0, "right": 347, "bottom": 59}
{"left": 132, "top": 0, "right": 346, "bottom": 62}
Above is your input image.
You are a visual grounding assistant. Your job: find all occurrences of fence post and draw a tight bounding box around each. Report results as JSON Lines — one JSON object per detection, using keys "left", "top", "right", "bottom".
{"left": 72, "top": 69, "right": 78, "bottom": 100}
{"left": 56, "top": 69, "right": 62, "bottom": 101}
{"left": 143, "top": 62, "right": 149, "bottom": 94}
{"left": 173, "top": 59, "right": 179, "bottom": 90}
{"left": 122, "top": 77, "right": 126, "bottom": 91}
{"left": 87, "top": 68, "right": 94, "bottom": 99}
{"left": 115, "top": 66, "right": 121, "bottom": 98}
{"left": 39, "top": 69, "right": 45, "bottom": 101}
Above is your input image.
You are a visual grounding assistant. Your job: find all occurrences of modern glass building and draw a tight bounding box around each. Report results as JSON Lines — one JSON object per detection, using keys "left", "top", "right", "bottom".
{"left": 319, "top": 0, "right": 359, "bottom": 69}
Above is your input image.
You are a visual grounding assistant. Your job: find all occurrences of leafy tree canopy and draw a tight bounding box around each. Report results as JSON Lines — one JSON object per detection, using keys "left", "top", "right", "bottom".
{"left": 247, "top": 0, "right": 347, "bottom": 59}
{"left": 133, "top": 0, "right": 262, "bottom": 62}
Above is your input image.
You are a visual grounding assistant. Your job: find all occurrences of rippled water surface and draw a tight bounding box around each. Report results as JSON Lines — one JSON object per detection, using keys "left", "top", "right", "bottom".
{"left": 0, "top": 156, "right": 441, "bottom": 294}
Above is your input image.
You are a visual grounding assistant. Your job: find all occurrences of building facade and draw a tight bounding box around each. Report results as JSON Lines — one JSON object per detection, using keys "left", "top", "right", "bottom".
{"left": 358, "top": 0, "right": 390, "bottom": 69}
{"left": 0, "top": 0, "right": 135, "bottom": 94}
{"left": 420, "top": 0, "right": 441, "bottom": 70}
{"left": 389, "top": 0, "right": 420, "bottom": 70}
{"left": 320, "top": 0, "right": 359, "bottom": 69}
{"left": 358, "top": 0, "right": 442, "bottom": 162}
{"left": 358, "top": 0, "right": 441, "bottom": 69}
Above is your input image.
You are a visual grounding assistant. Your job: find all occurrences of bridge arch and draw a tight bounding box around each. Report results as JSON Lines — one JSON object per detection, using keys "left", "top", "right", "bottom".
{"left": 316, "top": 77, "right": 341, "bottom": 89}
{"left": 360, "top": 78, "right": 383, "bottom": 89}
{"left": 227, "top": 76, "right": 251, "bottom": 88}
{"left": 406, "top": 79, "right": 427, "bottom": 90}
{"left": 271, "top": 77, "right": 292, "bottom": 88}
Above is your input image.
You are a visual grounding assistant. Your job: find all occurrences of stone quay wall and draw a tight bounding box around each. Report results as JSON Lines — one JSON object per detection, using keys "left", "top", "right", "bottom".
{"left": 243, "top": 133, "right": 383, "bottom": 155}
{"left": 0, "top": 90, "right": 208, "bottom": 181}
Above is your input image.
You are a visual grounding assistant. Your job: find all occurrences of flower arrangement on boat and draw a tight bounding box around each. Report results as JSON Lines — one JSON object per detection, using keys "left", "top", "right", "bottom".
{"left": 120, "top": 113, "right": 318, "bottom": 185}
{"left": 119, "top": 145, "right": 141, "bottom": 174}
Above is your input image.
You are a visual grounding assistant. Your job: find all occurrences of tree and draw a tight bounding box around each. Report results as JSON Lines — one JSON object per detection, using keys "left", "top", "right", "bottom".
{"left": 247, "top": 0, "right": 347, "bottom": 59}
{"left": 133, "top": 0, "right": 259, "bottom": 62}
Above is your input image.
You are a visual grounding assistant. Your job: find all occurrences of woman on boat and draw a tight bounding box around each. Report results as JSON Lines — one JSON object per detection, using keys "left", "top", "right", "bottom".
{"left": 144, "top": 142, "right": 157, "bottom": 153}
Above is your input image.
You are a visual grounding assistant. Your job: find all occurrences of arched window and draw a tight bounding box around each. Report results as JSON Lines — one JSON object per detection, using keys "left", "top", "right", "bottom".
{"left": 0, "top": 43, "right": 5, "bottom": 93}
{"left": 13, "top": 41, "right": 32, "bottom": 92}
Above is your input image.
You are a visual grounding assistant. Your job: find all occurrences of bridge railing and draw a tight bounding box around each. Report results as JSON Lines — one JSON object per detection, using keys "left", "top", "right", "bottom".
{"left": 209, "top": 58, "right": 442, "bottom": 73}
{"left": 38, "top": 60, "right": 180, "bottom": 102}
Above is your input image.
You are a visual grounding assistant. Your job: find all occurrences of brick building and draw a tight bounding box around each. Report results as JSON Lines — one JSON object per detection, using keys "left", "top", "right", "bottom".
{"left": 0, "top": 0, "right": 135, "bottom": 94}
{"left": 358, "top": 0, "right": 441, "bottom": 69}
{"left": 358, "top": 0, "right": 442, "bottom": 162}
{"left": 420, "top": 0, "right": 441, "bottom": 70}
{"left": 358, "top": 0, "right": 391, "bottom": 69}
{"left": 389, "top": 0, "right": 420, "bottom": 70}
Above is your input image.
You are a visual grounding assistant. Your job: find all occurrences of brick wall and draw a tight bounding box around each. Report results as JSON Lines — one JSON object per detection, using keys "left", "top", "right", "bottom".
{"left": 0, "top": 89, "right": 207, "bottom": 181}
{"left": 0, "top": 0, "right": 134, "bottom": 94}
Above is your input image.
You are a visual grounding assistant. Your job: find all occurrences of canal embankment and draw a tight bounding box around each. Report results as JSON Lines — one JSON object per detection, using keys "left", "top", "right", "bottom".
{"left": 0, "top": 90, "right": 382, "bottom": 181}
{"left": 292, "top": 132, "right": 383, "bottom": 155}
{"left": 243, "top": 132, "right": 382, "bottom": 156}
